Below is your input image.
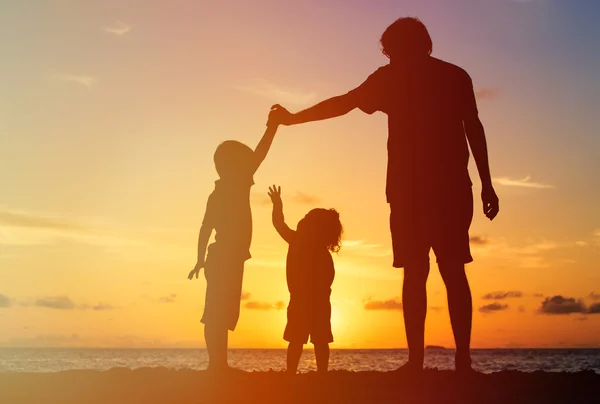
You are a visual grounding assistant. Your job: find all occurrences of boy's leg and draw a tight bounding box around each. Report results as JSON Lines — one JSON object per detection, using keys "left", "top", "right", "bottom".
{"left": 204, "top": 324, "right": 228, "bottom": 370}
{"left": 438, "top": 261, "right": 472, "bottom": 371}
{"left": 314, "top": 343, "right": 330, "bottom": 373}
{"left": 287, "top": 342, "right": 303, "bottom": 374}
{"left": 401, "top": 262, "right": 430, "bottom": 369}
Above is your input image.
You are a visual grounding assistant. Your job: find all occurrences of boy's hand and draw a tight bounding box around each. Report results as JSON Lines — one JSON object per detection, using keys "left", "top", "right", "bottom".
{"left": 188, "top": 261, "right": 204, "bottom": 280}
{"left": 482, "top": 185, "right": 499, "bottom": 221}
{"left": 268, "top": 104, "right": 293, "bottom": 126}
{"left": 268, "top": 185, "right": 282, "bottom": 206}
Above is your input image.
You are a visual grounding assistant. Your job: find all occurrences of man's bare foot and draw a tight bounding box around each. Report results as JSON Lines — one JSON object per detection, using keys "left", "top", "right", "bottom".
{"left": 394, "top": 361, "right": 423, "bottom": 374}
{"left": 455, "top": 353, "right": 475, "bottom": 373}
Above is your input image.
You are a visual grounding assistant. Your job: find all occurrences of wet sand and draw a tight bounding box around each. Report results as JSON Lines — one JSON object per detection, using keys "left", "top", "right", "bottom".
{"left": 0, "top": 368, "right": 599, "bottom": 404}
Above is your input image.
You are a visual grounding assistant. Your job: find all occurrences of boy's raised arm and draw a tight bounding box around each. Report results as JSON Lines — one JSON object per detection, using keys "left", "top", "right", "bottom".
{"left": 268, "top": 185, "right": 295, "bottom": 244}
{"left": 252, "top": 120, "right": 278, "bottom": 174}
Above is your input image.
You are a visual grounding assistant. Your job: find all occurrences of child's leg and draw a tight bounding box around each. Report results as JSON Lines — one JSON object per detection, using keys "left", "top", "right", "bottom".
{"left": 286, "top": 342, "right": 303, "bottom": 374}
{"left": 314, "top": 343, "right": 330, "bottom": 373}
{"left": 204, "top": 324, "right": 228, "bottom": 370}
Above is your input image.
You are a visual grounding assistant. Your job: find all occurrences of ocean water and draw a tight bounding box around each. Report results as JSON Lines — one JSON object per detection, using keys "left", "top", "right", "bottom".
{"left": 0, "top": 348, "right": 599, "bottom": 374}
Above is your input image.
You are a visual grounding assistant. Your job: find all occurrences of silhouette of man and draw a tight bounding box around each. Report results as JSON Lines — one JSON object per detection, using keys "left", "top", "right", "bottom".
{"left": 269, "top": 17, "right": 499, "bottom": 373}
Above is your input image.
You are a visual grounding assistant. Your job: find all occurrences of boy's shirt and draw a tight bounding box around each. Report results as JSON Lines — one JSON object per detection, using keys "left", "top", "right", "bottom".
{"left": 203, "top": 177, "right": 254, "bottom": 261}
{"left": 285, "top": 235, "right": 335, "bottom": 300}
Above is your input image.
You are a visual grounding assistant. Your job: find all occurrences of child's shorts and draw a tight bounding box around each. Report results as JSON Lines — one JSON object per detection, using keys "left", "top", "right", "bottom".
{"left": 284, "top": 295, "right": 333, "bottom": 345}
{"left": 200, "top": 245, "right": 246, "bottom": 331}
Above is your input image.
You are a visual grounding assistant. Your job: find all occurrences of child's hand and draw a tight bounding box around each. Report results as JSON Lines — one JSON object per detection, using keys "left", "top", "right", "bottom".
{"left": 267, "top": 104, "right": 292, "bottom": 127}
{"left": 268, "top": 185, "right": 282, "bottom": 206}
{"left": 188, "top": 261, "right": 204, "bottom": 280}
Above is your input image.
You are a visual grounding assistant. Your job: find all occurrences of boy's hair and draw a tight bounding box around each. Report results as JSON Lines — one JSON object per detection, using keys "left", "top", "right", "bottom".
{"left": 380, "top": 17, "right": 432, "bottom": 59}
{"left": 306, "top": 208, "right": 343, "bottom": 253}
{"left": 214, "top": 140, "right": 254, "bottom": 179}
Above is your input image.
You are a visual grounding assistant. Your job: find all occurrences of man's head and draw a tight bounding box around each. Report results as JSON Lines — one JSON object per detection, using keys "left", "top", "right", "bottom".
{"left": 380, "top": 17, "right": 432, "bottom": 60}
{"left": 214, "top": 140, "right": 254, "bottom": 180}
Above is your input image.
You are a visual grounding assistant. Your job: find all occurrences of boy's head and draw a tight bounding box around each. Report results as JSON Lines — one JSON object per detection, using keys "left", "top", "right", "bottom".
{"left": 380, "top": 17, "right": 432, "bottom": 60}
{"left": 297, "top": 208, "right": 343, "bottom": 253}
{"left": 214, "top": 140, "right": 254, "bottom": 180}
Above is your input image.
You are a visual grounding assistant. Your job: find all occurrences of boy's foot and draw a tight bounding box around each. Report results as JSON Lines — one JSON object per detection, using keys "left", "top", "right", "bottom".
{"left": 394, "top": 361, "right": 423, "bottom": 375}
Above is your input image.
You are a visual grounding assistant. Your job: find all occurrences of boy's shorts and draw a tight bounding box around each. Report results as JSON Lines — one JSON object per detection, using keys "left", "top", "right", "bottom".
{"left": 284, "top": 295, "right": 333, "bottom": 345}
{"left": 201, "top": 245, "right": 246, "bottom": 331}
{"left": 390, "top": 186, "right": 474, "bottom": 268}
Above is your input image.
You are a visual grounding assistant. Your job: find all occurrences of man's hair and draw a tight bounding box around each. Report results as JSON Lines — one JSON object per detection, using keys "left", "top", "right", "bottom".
{"left": 213, "top": 140, "right": 254, "bottom": 179}
{"left": 380, "top": 17, "right": 432, "bottom": 59}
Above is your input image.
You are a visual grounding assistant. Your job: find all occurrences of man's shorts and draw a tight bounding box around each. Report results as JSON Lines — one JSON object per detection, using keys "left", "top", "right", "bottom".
{"left": 284, "top": 294, "right": 333, "bottom": 345}
{"left": 201, "top": 245, "right": 246, "bottom": 331}
{"left": 390, "top": 186, "right": 474, "bottom": 268}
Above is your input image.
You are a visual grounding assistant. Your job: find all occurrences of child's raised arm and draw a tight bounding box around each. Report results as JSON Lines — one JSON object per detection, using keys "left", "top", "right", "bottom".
{"left": 251, "top": 107, "right": 281, "bottom": 174}
{"left": 268, "top": 185, "right": 295, "bottom": 244}
{"left": 188, "top": 195, "right": 216, "bottom": 280}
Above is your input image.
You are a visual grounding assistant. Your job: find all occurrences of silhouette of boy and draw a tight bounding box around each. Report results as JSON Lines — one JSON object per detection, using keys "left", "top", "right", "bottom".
{"left": 269, "top": 17, "right": 499, "bottom": 373}
{"left": 188, "top": 110, "right": 280, "bottom": 372}
{"left": 268, "top": 185, "right": 342, "bottom": 374}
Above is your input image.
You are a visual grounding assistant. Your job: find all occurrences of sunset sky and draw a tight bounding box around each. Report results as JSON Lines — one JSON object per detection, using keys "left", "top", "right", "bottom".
{"left": 1, "top": 0, "right": 599, "bottom": 349}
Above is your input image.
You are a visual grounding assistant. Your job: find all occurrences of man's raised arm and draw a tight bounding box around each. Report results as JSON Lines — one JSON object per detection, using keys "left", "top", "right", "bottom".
{"left": 270, "top": 93, "right": 359, "bottom": 126}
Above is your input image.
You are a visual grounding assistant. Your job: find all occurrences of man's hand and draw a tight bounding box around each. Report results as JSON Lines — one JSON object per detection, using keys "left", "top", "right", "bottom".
{"left": 268, "top": 185, "right": 282, "bottom": 206}
{"left": 188, "top": 261, "right": 204, "bottom": 280}
{"left": 268, "top": 104, "right": 293, "bottom": 126}
{"left": 482, "top": 185, "right": 499, "bottom": 221}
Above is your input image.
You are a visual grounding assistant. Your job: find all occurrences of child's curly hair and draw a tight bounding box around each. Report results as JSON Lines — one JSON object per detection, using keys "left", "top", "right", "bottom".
{"left": 305, "top": 208, "right": 343, "bottom": 253}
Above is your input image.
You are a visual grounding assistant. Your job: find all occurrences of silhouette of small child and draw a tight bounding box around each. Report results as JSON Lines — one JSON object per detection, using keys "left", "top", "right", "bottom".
{"left": 188, "top": 110, "right": 280, "bottom": 372}
{"left": 268, "top": 185, "right": 342, "bottom": 374}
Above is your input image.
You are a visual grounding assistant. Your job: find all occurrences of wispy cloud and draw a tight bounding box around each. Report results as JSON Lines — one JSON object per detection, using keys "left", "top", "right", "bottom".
{"left": 0, "top": 294, "right": 11, "bottom": 308}
{"left": 51, "top": 73, "right": 97, "bottom": 88}
{"left": 17, "top": 295, "right": 115, "bottom": 311}
{"left": 471, "top": 237, "right": 558, "bottom": 268}
{"left": 482, "top": 291, "right": 523, "bottom": 300}
{"left": 241, "top": 292, "right": 251, "bottom": 301}
{"left": 158, "top": 294, "right": 177, "bottom": 304}
{"left": 34, "top": 296, "right": 76, "bottom": 310}
{"left": 588, "top": 303, "right": 600, "bottom": 314}
{"left": 538, "top": 296, "right": 586, "bottom": 315}
{"left": 244, "top": 301, "right": 285, "bottom": 310}
{"left": 0, "top": 209, "right": 141, "bottom": 247}
{"left": 234, "top": 78, "right": 316, "bottom": 106}
{"left": 102, "top": 20, "right": 132, "bottom": 37}
{"left": 475, "top": 88, "right": 500, "bottom": 100}
{"left": 364, "top": 298, "right": 403, "bottom": 311}
{"left": 0, "top": 211, "right": 84, "bottom": 232}
{"left": 255, "top": 191, "right": 321, "bottom": 206}
{"left": 81, "top": 303, "right": 115, "bottom": 311}
{"left": 493, "top": 176, "right": 554, "bottom": 189}
{"left": 469, "top": 235, "right": 489, "bottom": 246}
{"left": 479, "top": 302, "right": 509, "bottom": 314}
{"left": 588, "top": 292, "right": 600, "bottom": 301}
{"left": 292, "top": 192, "right": 321, "bottom": 205}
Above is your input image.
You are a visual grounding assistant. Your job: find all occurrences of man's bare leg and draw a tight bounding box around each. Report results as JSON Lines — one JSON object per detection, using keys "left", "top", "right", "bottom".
{"left": 439, "top": 261, "right": 473, "bottom": 371}
{"left": 399, "top": 262, "right": 430, "bottom": 371}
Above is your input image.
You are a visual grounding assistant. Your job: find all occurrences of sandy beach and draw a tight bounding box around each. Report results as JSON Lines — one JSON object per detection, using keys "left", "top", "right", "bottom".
{"left": 1, "top": 368, "right": 599, "bottom": 404}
